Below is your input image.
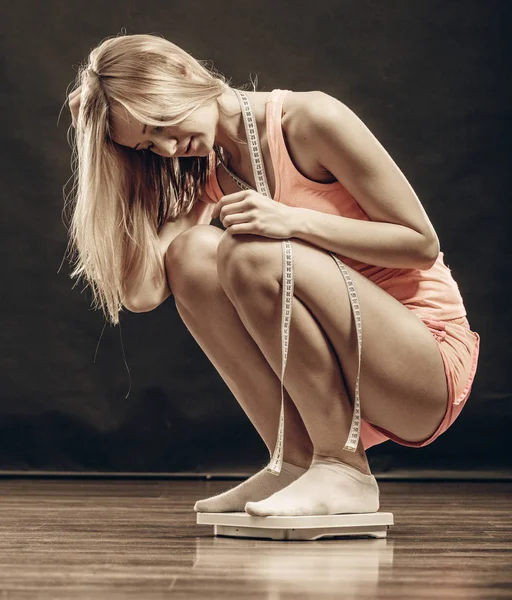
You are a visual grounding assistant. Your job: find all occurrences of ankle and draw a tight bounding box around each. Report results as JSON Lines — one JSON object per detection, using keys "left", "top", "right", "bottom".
{"left": 313, "top": 453, "right": 371, "bottom": 476}
{"left": 282, "top": 453, "right": 312, "bottom": 470}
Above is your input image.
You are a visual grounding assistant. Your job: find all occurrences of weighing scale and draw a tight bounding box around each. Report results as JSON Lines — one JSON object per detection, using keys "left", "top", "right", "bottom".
{"left": 197, "top": 511, "right": 394, "bottom": 541}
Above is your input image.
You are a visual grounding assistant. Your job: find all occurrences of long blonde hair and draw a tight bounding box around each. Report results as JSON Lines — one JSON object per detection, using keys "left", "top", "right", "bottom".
{"left": 64, "top": 33, "right": 242, "bottom": 325}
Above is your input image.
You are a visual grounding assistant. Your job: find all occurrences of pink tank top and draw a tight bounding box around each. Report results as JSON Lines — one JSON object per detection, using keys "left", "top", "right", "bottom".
{"left": 204, "top": 89, "right": 467, "bottom": 320}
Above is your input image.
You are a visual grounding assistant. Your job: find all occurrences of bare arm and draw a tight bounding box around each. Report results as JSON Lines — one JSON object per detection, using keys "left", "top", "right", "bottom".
{"left": 123, "top": 194, "right": 215, "bottom": 312}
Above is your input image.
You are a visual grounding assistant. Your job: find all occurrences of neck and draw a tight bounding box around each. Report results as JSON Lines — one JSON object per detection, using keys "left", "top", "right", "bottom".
{"left": 215, "top": 88, "right": 261, "bottom": 167}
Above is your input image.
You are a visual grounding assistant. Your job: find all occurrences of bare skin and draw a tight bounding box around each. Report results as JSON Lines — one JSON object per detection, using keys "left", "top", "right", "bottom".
{"left": 165, "top": 225, "right": 317, "bottom": 471}
{"left": 73, "top": 83, "right": 449, "bottom": 477}
{"left": 161, "top": 91, "right": 448, "bottom": 477}
{"left": 166, "top": 215, "right": 448, "bottom": 476}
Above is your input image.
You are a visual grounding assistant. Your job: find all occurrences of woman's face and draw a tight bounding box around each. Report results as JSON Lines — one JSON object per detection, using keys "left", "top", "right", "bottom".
{"left": 110, "top": 101, "right": 218, "bottom": 158}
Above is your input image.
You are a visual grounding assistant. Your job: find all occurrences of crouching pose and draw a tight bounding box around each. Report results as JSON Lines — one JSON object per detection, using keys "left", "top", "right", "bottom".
{"left": 67, "top": 33, "right": 480, "bottom": 517}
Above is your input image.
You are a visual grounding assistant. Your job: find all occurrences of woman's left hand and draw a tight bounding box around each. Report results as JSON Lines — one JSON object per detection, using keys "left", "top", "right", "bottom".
{"left": 211, "top": 190, "right": 295, "bottom": 239}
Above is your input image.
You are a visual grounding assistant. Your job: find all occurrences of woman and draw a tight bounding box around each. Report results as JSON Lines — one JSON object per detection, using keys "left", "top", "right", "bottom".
{"left": 67, "top": 33, "right": 480, "bottom": 518}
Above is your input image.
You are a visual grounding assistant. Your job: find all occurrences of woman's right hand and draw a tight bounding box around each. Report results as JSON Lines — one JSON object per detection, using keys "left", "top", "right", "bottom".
{"left": 68, "top": 85, "right": 82, "bottom": 128}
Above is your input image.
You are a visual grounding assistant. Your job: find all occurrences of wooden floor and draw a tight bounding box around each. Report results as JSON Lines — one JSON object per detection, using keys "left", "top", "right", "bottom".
{"left": 0, "top": 478, "right": 510, "bottom": 599}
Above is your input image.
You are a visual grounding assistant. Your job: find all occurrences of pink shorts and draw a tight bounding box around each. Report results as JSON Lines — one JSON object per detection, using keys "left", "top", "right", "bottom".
{"left": 360, "top": 315, "right": 481, "bottom": 450}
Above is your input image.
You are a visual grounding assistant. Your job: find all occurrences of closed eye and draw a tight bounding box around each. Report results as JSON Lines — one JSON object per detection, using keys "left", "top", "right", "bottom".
{"left": 139, "top": 126, "right": 164, "bottom": 152}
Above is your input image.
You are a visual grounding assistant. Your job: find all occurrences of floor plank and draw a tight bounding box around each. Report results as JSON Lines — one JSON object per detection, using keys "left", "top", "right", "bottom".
{"left": 0, "top": 479, "right": 510, "bottom": 599}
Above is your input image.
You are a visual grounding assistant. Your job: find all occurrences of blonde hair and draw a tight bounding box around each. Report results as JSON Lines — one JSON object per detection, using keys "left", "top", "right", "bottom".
{"left": 64, "top": 33, "right": 249, "bottom": 325}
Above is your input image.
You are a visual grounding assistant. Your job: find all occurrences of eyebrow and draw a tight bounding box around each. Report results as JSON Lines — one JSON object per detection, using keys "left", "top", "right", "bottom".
{"left": 132, "top": 124, "right": 147, "bottom": 150}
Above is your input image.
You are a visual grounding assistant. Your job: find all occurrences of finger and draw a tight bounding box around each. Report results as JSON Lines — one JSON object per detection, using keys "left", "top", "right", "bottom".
{"left": 212, "top": 190, "right": 247, "bottom": 219}
{"left": 68, "top": 85, "right": 82, "bottom": 100}
{"left": 211, "top": 202, "right": 221, "bottom": 220}
{"left": 226, "top": 222, "right": 257, "bottom": 236}
{"left": 218, "top": 199, "right": 252, "bottom": 224}
{"left": 224, "top": 210, "right": 253, "bottom": 228}
{"left": 220, "top": 190, "right": 247, "bottom": 201}
{"left": 212, "top": 192, "right": 244, "bottom": 219}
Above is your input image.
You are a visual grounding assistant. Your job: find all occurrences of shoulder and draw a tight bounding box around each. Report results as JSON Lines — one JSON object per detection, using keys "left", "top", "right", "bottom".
{"left": 283, "top": 90, "right": 349, "bottom": 137}
{"left": 283, "top": 90, "right": 377, "bottom": 172}
{"left": 281, "top": 90, "right": 352, "bottom": 179}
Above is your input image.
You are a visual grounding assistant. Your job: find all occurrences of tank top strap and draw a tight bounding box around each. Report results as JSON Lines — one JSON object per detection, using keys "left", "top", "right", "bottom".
{"left": 205, "top": 90, "right": 290, "bottom": 204}
{"left": 265, "top": 89, "right": 291, "bottom": 200}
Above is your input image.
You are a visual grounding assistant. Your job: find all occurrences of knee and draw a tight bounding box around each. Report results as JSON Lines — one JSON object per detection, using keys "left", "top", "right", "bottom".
{"left": 216, "top": 230, "right": 280, "bottom": 298}
{"left": 165, "top": 224, "right": 222, "bottom": 302}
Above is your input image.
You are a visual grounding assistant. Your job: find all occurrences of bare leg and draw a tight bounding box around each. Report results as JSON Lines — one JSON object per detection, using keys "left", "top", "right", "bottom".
{"left": 216, "top": 233, "right": 371, "bottom": 476}
{"left": 215, "top": 232, "right": 380, "bottom": 516}
{"left": 165, "top": 226, "right": 314, "bottom": 512}
{"left": 166, "top": 226, "right": 314, "bottom": 468}
{"left": 174, "top": 301, "right": 314, "bottom": 468}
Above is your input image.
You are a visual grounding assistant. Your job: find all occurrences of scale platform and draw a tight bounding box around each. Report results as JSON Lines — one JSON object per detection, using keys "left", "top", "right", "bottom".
{"left": 197, "top": 511, "right": 394, "bottom": 541}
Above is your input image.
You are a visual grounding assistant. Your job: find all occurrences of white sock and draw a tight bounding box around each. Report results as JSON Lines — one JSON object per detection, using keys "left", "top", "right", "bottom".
{"left": 245, "top": 456, "right": 380, "bottom": 516}
{"left": 194, "top": 460, "right": 308, "bottom": 513}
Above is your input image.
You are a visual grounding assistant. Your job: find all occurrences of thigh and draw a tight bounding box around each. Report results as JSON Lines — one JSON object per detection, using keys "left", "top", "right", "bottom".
{"left": 363, "top": 316, "right": 480, "bottom": 448}
{"left": 217, "top": 232, "right": 449, "bottom": 444}
{"left": 165, "top": 224, "right": 224, "bottom": 303}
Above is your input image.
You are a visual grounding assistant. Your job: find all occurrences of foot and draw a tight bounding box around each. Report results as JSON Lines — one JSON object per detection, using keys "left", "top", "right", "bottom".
{"left": 194, "top": 460, "right": 308, "bottom": 513}
{"left": 244, "top": 456, "right": 379, "bottom": 516}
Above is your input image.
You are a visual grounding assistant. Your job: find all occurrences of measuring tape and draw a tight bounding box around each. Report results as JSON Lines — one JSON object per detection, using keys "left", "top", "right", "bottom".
{"left": 214, "top": 90, "right": 362, "bottom": 475}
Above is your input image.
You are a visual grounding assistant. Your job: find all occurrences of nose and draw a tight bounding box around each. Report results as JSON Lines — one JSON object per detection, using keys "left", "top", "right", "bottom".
{"left": 153, "top": 139, "right": 179, "bottom": 158}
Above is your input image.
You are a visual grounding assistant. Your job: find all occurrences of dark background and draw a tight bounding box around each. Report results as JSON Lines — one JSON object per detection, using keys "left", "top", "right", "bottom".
{"left": 1, "top": 0, "right": 510, "bottom": 476}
